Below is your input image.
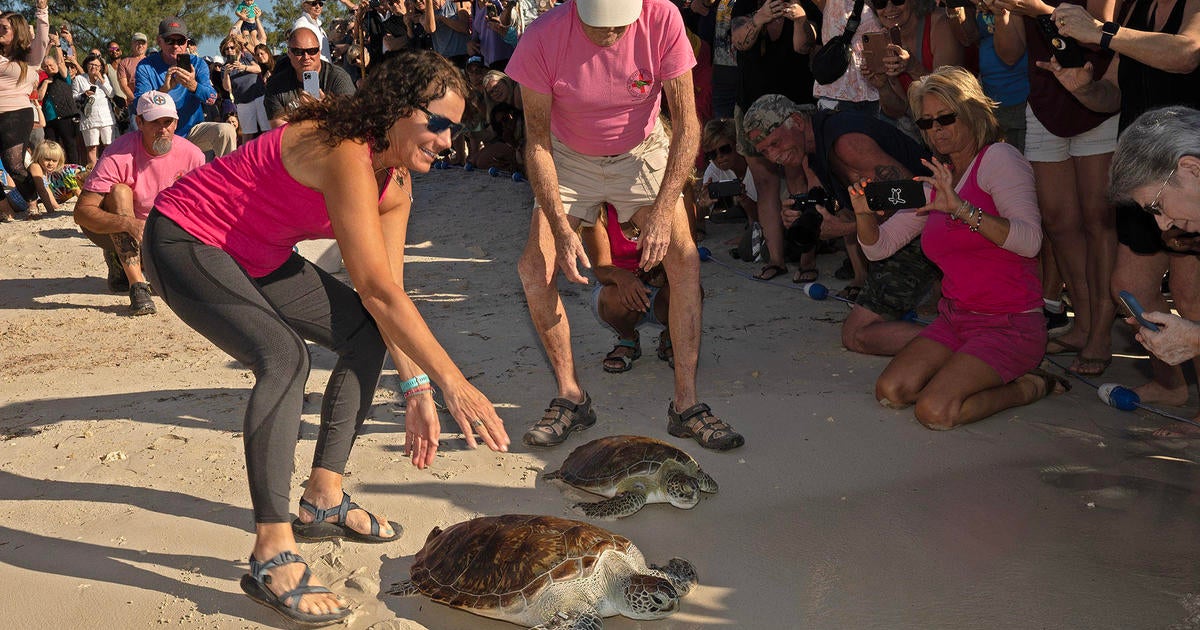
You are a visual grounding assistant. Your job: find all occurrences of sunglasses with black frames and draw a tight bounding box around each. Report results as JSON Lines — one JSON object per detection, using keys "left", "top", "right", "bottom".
{"left": 915, "top": 112, "right": 958, "bottom": 130}
{"left": 703, "top": 144, "right": 735, "bottom": 161}
{"left": 868, "top": 0, "right": 906, "bottom": 9}
{"left": 289, "top": 46, "right": 321, "bottom": 57}
{"left": 418, "top": 105, "right": 465, "bottom": 139}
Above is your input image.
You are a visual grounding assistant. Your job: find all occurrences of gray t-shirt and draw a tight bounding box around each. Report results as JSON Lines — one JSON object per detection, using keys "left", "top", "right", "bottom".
{"left": 228, "top": 53, "right": 264, "bottom": 103}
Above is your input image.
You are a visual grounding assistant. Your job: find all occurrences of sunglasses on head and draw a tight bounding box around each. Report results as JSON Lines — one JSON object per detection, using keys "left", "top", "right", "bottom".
{"left": 289, "top": 46, "right": 321, "bottom": 57}
{"left": 703, "top": 144, "right": 735, "bottom": 161}
{"left": 869, "top": 0, "right": 905, "bottom": 9}
{"left": 915, "top": 112, "right": 958, "bottom": 130}
{"left": 418, "top": 105, "right": 465, "bottom": 139}
{"left": 164, "top": 36, "right": 188, "bottom": 46}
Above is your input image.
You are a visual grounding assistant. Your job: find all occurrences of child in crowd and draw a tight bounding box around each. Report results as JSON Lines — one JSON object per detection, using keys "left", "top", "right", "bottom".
{"left": 233, "top": 0, "right": 267, "bottom": 47}
{"left": 30, "top": 140, "right": 86, "bottom": 212}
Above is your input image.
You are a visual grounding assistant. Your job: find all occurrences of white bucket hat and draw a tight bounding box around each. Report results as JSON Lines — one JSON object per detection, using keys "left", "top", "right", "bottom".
{"left": 575, "top": 0, "right": 643, "bottom": 27}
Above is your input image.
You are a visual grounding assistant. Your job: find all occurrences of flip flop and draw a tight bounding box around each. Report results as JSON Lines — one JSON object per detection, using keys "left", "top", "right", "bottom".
{"left": 753, "top": 264, "right": 787, "bottom": 281}
{"left": 792, "top": 268, "right": 819, "bottom": 284}
{"left": 292, "top": 492, "right": 401, "bottom": 544}
{"left": 240, "top": 551, "right": 350, "bottom": 628}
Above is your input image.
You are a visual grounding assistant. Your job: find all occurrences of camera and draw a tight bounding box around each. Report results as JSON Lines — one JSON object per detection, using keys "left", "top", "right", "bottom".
{"left": 784, "top": 187, "right": 828, "bottom": 253}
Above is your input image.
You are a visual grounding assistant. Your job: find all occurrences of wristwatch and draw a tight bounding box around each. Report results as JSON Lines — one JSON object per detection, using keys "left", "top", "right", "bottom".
{"left": 1100, "top": 21, "right": 1119, "bottom": 50}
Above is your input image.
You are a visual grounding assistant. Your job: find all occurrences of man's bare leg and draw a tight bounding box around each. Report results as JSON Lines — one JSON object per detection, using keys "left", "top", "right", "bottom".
{"left": 101, "top": 183, "right": 146, "bottom": 285}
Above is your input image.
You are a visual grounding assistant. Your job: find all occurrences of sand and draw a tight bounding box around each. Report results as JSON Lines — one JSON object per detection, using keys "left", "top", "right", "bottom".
{"left": 3, "top": 170, "right": 1200, "bottom": 629}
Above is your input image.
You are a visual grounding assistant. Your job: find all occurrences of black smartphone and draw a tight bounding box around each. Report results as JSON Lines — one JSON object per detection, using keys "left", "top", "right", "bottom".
{"left": 1036, "top": 15, "right": 1085, "bottom": 68}
{"left": 707, "top": 179, "right": 741, "bottom": 198}
{"left": 176, "top": 53, "right": 192, "bottom": 72}
{"left": 1118, "top": 290, "right": 1160, "bottom": 332}
{"left": 864, "top": 179, "right": 926, "bottom": 211}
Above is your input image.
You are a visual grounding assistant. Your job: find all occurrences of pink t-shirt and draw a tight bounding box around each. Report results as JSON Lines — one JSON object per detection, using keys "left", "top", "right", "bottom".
{"left": 861, "top": 143, "right": 1042, "bottom": 315}
{"left": 505, "top": 0, "right": 696, "bottom": 156}
{"left": 83, "top": 131, "right": 205, "bottom": 220}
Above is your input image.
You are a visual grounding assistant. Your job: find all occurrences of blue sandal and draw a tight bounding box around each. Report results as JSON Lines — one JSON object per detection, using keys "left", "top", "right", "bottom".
{"left": 239, "top": 551, "right": 350, "bottom": 627}
{"left": 291, "top": 491, "right": 401, "bottom": 544}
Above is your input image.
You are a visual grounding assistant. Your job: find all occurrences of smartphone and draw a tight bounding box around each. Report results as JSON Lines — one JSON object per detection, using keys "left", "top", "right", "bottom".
{"left": 861, "top": 32, "right": 889, "bottom": 75}
{"left": 864, "top": 179, "right": 926, "bottom": 211}
{"left": 1118, "top": 290, "right": 1161, "bottom": 332}
{"left": 302, "top": 70, "right": 321, "bottom": 97}
{"left": 707, "top": 179, "right": 742, "bottom": 198}
{"left": 175, "top": 53, "right": 192, "bottom": 73}
{"left": 1035, "top": 15, "right": 1086, "bottom": 68}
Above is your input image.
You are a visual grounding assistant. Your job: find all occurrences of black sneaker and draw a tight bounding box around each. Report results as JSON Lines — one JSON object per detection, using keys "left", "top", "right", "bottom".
{"left": 1044, "top": 307, "right": 1070, "bottom": 336}
{"left": 106, "top": 250, "right": 129, "bottom": 293}
{"left": 129, "top": 282, "right": 156, "bottom": 316}
{"left": 522, "top": 392, "right": 597, "bottom": 447}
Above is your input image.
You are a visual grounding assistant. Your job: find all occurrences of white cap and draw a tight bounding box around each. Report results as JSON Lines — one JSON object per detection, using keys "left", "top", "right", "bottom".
{"left": 575, "top": 0, "right": 642, "bottom": 27}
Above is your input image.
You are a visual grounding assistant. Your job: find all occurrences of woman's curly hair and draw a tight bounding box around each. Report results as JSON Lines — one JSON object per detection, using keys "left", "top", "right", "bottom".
{"left": 289, "top": 49, "right": 468, "bottom": 153}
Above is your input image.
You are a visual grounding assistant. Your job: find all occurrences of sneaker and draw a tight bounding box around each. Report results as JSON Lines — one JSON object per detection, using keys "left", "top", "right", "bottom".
{"left": 129, "top": 282, "right": 156, "bottom": 316}
{"left": 667, "top": 402, "right": 744, "bottom": 451}
{"left": 1044, "top": 307, "right": 1070, "bottom": 336}
{"left": 522, "top": 392, "right": 597, "bottom": 447}
{"left": 106, "top": 250, "right": 129, "bottom": 293}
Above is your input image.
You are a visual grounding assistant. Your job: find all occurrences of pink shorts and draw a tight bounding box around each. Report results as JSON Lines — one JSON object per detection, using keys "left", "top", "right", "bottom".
{"left": 919, "top": 299, "right": 1047, "bottom": 383}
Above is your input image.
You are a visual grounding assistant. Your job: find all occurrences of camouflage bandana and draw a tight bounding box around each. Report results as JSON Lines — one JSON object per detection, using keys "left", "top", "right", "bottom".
{"left": 743, "top": 94, "right": 814, "bottom": 143}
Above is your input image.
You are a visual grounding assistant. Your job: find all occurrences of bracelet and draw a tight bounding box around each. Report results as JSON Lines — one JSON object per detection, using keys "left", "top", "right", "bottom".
{"left": 970, "top": 208, "right": 984, "bottom": 232}
{"left": 403, "top": 385, "right": 433, "bottom": 400}
{"left": 953, "top": 199, "right": 972, "bottom": 221}
{"left": 399, "top": 373, "right": 430, "bottom": 394}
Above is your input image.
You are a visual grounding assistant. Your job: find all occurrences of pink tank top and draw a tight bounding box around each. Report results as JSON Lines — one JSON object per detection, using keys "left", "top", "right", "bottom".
{"left": 155, "top": 125, "right": 393, "bottom": 278}
{"left": 922, "top": 144, "right": 1042, "bottom": 314}
{"left": 603, "top": 203, "right": 640, "bottom": 272}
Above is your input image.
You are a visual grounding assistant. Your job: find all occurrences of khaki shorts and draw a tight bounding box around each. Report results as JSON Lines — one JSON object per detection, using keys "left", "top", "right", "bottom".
{"left": 550, "top": 119, "right": 670, "bottom": 225}
{"left": 1023, "top": 104, "right": 1118, "bottom": 163}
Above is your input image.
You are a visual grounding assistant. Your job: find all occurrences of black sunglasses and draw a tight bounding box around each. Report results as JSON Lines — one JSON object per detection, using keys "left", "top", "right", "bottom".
{"left": 915, "top": 112, "right": 958, "bottom": 130}
{"left": 289, "top": 46, "right": 321, "bottom": 57}
{"left": 418, "top": 105, "right": 465, "bottom": 139}
{"left": 306, "top": 0, "right": 326, "bottom": 5}
{"left": 163, "top": 36, "right": 188, "bottom": 46}
{"left": 869, "top": 0, "right": 906, "bottom": 8}
{"left": 703, "top": 144, "right": 735, "bottom": 161}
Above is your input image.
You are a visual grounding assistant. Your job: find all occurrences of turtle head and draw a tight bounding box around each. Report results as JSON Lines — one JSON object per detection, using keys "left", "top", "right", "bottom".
{"left": 664, "top": 473, "right": 700, "bottom": 509}
{"left": 621, "top": 574, "right": 680, "bottom": 619}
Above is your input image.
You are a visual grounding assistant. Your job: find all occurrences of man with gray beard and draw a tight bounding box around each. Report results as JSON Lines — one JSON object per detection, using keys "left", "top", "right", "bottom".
{"left": 74, "top": 91, "right": 205, "bottom": 316}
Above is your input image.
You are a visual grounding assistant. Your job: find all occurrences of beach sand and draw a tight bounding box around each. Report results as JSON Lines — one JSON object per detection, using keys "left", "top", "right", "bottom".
{"left": 3, "top": 170, "right": 1200, "bottom": 629}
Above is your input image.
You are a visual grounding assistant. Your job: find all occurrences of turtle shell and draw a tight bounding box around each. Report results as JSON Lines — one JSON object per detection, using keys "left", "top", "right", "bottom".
{"left": 550, "top": 435, "right": 698, "bottom": 490}
{"left": 407, "top": 514, "right": 634, "bottom": 611}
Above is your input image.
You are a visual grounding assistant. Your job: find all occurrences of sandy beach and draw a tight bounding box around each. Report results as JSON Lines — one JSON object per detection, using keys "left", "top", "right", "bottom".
{"left": 3, "top": 169, "right": 1200, "bottom": 629}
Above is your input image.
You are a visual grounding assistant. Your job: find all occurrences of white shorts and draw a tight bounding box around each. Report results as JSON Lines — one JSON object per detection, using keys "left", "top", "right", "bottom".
{"left": 1023, "top": 104, "right": 1118, "bottom": 163}
{"left": 236, "top": 97, "right": 270, "bottom": 135}
{"left": 547, "top": 119, "right": 669, "bottom": 225}
{"left": 81, "top": 124, "right": 115, "bottom": 147}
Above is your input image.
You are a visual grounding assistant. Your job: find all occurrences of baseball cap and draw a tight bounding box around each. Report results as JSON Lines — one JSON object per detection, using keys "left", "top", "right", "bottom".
{"left": 575, "top": 0, "right": 642, "bottom": 27}
{"left": 136, "top": 91, "right": 177, "bottom": 121}
{"left": 158, "top": 17, "right": 188, "bottom": 39}
{"left": 132, "top": 32, "right": 148, "bottom": 42}
{"left": 466, "top": 55, "right": 485, "bottom": 67}
{"left": 743, "top": 94, "right": 814, "bottom": 141}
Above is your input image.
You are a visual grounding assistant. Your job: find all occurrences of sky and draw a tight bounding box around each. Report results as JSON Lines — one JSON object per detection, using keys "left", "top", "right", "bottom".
{"left": 196, "top": 0, "right": 279, "bottom": 58}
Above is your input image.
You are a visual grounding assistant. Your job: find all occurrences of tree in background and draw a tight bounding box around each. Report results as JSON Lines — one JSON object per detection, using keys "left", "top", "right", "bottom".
{"left": 0, "top": 0, "right": 235, "bottom": 54}
{"left": 261, "top": 1, "right": 350, "bottom": 50}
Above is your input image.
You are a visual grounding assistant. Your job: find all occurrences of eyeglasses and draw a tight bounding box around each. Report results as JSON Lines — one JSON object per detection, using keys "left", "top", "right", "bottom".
{"left": 289, "top": 46, "right": 321, "bottom": 57}
{"left": 703, "top": 144, "right": 735, "bottom": 161}
{"left": 915, "top": 112, "right": 958, "bottom": 130}
{"left": 418, "top": 105, "right": 465, "bottom": 139}
{"left": 108, "top": 46, "right": 121, "bottom": 52}
{"left": 163, "top": 36, "right": 188, "bottom": 46}
{"left": 869, "top": 0, "right": 906, "bottom": 9}
{"left": 1143, "top": 166, "right": 1177, "bottom": 216}
{"left": 306, "top": 0, "right": 326, "bottom": 5}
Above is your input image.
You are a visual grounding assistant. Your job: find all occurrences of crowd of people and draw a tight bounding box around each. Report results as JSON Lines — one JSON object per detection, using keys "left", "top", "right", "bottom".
{"left": 4, "top": 0, "right": 1200, "bottom": 624}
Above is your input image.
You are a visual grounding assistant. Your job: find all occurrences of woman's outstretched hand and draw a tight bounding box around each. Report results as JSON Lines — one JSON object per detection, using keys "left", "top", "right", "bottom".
{"left": 915, "top": 157, "right": 961, "bottom": 215}
{"left": 442, "top": 378, "right": 510, "bottom": 453}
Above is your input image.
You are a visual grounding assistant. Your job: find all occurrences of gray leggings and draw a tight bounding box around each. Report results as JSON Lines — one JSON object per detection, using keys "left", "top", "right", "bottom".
{"left": 143, "top": 210, "right": 387, "bottom": 523}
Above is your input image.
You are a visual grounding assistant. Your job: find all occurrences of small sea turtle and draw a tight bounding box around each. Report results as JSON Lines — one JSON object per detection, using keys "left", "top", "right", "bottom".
{"left": 389, "top": 514, "right": 697, "bottom": 629}
{"left": 544, "top": 435, "right": 718, "bottom": 519}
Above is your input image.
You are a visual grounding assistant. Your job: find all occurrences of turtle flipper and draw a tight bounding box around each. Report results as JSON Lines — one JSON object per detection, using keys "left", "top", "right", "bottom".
{"left": 543, "top": 468, "right": 563, "bottom": 481}
{"left": 574, "top": 491, "right": 647, "bottom": 519}
{"left": 649, "top": 557, "right": 698, "bottom": 596}
{"left": 386, "top": 578, "right": 421, "bottom": 596}
{"left": 531, "top": 610, "right": 604, "bottom": 630}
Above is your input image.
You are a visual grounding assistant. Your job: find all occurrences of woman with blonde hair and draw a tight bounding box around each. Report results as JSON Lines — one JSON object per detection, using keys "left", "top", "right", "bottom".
{"left": 0, "top": 0, "right": 49, "bottom": 217}
{"left": 850, "top": 66, "right": 1065, "bottom": 430}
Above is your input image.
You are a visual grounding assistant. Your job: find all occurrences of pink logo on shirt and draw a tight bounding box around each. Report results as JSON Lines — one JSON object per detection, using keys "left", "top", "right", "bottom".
{"left": 626, "top": 69, "right": 655, "bottom": 99}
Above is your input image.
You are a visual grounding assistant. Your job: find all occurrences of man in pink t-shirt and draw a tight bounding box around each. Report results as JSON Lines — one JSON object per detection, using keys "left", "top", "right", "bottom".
{"left": 74, "top": 90, "right": 205, "bottom": 316}
{"left": 507, "top": 0, "right": 744, "bottom": 451}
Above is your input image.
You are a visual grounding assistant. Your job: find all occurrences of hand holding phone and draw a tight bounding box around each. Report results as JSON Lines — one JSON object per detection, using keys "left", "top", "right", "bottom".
{"left": 861, "top": 32, "right": 888, "bottom": 75}
{"left": 864, "top": 179, "right": 927, "bottom": 211}
{"left": 175, "top": 53, "right": 192, "bottom": 73}
{"left": 302, "top": 70, "right": 321, "bottom": 97}
{"left": 1035, "top": 15, "right": 1085, "bottom": 68}
{"left": 1118, "top": 290, "right": 1161, "bottom": 332}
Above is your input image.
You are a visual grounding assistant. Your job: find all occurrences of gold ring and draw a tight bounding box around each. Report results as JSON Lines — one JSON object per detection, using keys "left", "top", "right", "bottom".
{"left": 471, "top": 419, "right": 484, "bottom": 428}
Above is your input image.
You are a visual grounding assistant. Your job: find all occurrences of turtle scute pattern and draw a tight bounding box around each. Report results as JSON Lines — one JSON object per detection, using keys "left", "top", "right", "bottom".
{"left": 548, "top": 435, "right": 700, "bottom": 488}
{"left": 407, "top": 514, "right": 631, "bottom": 611}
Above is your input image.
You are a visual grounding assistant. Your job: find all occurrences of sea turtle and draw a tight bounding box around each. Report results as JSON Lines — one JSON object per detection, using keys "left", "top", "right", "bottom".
{"left": 544, "top": 435, "right": 718, "bottom": 519}
{"left": 388, "top": 514, "right": 697, "bottom": 629}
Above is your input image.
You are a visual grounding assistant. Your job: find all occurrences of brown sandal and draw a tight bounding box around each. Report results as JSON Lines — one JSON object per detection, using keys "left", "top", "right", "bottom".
{"left": 602, "top": 334, "right": 641, "bottom": 373}
{"left": 667, "top": 402, "right": 744, "bottom": 451}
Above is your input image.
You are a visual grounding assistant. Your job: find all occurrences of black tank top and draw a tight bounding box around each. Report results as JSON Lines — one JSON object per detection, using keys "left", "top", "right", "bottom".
{"left": 1117, "top": 0, "right": 1200, "bottom": 130}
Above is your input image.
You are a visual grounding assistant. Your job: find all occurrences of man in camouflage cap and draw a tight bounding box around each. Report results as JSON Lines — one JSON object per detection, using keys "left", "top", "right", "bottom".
{"left": 744, "top": 93, "right": 941, "bottom": 357}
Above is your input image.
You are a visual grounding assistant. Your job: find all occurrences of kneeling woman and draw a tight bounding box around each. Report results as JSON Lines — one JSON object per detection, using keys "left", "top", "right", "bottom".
{"left": 851, "top": 66, "right": 1066, "bottom": 430}
{"left": 144, "top": 50, "right": 510, "bottom": 625}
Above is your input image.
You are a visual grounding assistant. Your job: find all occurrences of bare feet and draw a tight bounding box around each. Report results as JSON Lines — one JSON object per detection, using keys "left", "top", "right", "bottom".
{"left": 1151, "top": 420, "right": 1200, "bottom": 439}
{"left": 1132, "top": 381, "right": 1190, "bottom": 407}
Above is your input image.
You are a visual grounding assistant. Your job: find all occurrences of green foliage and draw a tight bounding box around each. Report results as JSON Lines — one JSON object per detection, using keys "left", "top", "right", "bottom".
{"left": 262, "top": 3, "right": 352, "bottom": 50}
{"left": 0, "top": 0, "right": 241, "bottom": 53}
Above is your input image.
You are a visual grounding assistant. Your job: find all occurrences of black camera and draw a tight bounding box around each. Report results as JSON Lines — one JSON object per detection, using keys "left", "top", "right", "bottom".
{"left": 785, "top": 187, "right": 828, "bottom": 253}
{"left": 706, "top": 179, "right": 741, "bottom": 199}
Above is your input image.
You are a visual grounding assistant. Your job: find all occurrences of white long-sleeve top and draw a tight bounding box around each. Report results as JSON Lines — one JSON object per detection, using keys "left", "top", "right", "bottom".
{"left": 72, "top": 74, "right": 116, "bottom": 130}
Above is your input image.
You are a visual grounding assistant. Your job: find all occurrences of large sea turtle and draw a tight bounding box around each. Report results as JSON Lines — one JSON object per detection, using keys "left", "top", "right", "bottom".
{"left": 389, "top": 514, "right": 697, "bottom": 629}
{"left": 544, "top": 435, "right": 718, "bottom": 519}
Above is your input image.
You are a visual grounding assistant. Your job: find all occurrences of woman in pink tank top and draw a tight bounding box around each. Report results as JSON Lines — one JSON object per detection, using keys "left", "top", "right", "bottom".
{"left": 142, "top": 50, "right": 510, "bottom": 626}
{"left": 852, "top": 67, "right": 1067, "bottom": 431}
